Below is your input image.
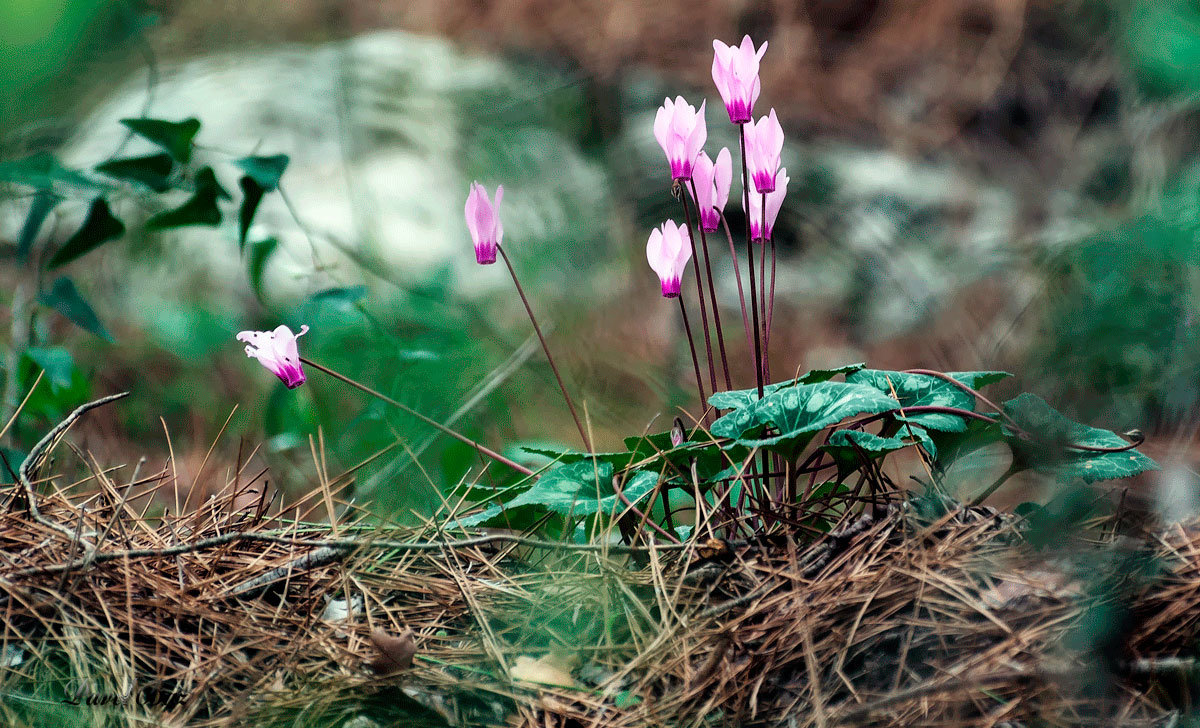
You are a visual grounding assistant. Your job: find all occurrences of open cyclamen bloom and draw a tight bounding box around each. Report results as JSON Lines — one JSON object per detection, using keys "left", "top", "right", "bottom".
{"left": 688, "top": 148, "right": 732, "bottom": 233}
{"left": 653, "top": 97, "right": 707, "bottom": 180}
{"left": 744, "top": 168, "right": 789, "bottom": 242}
{"left": 712, "top": 36, "right": 768, "bottom": 124}
{"left": 745, "top": 109, "right": 784, "bottom": 194}
{"left": 237, "top": 324, "right": 309, "bottom": 389}
{"left": 646, "top": 221, "right": 693, "bottom": 297}
{"left": 464, "top": 182, "right": 503, "bottom": 264}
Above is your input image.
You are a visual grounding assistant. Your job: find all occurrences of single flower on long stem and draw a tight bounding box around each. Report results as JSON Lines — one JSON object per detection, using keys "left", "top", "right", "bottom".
{"left": 647, "top": 221, "right": 707, "bottom": 419}
{"left": 688, "top": 149, "right": 732, "bottom": 233}
{"left": 237, "top": 325, "right": 309, "bottom": 389}
{"left": 465, "top": 182, "right": 592, "bottom": 452}
{"left": 738, "top": 126, "right": 764, "bottom": 398}
{"left": 712, "top": 35, "right": 768, "bottom": 124}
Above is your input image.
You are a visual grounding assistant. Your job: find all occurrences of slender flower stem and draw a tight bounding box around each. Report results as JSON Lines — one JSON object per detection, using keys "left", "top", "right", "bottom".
{"left": 760, "top": 191, "right": 770, "bottom": 383}
{"left": 719, "top": 213, "right": 755, "bottom": 363}
{"left": 738, "top": 126, "right": 765, "bottom": 398}
{"left": 674, "top": 183, "right": 718, "bottom": 396}
{"left": 767, "top": 236, "right": 777, "bottom": 354}
{"left": 677, "top": 296, "right": 708, "bottom": 423}
{"left": 300, "top": 357, "right": 535, "bottom": 477}
{"left": 687, "top": 179, "right": 733, "bottom": 391}
{"left": 497, "top": 246, "right": 592, "bottom": 452}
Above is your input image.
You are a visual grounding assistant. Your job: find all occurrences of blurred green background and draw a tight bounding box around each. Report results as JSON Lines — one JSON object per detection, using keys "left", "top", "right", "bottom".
{"left": 3, "top": 0, "right": 1200, "bottom": 519}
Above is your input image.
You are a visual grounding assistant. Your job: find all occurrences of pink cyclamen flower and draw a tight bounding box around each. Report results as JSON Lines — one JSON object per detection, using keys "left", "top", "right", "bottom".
{"left": 744, "top": 168, "right": 789, "bottom": 242}
{"left": 745, "top": 109, "right": 784, "bottom": 193}
{"left": 689, "top": 148, "right": 732, "bottom": 233}
{"left": 646, "top": 221, "right": 693, "bottom": 298}
{"left": 653, "top": 97, "right": 707, "bottom": 181}
{"left": 712, "top": 36, "right": 768, "bottom": 124}
{"left": 464, "top": 182, "right": 503, "bottom": 264}
{"left": 237, "top": 324, "right": 309, "bottom": 389}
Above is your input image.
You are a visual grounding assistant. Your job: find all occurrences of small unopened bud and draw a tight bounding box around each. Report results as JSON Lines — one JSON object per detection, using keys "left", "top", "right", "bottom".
{"left": 671, "top": 417, "right": 686, "bottom": 447}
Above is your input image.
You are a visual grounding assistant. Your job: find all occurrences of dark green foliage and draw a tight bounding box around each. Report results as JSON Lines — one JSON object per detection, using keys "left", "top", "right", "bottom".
{"left": 94, "top": 152, "right": 174, "bottom": 192}
{"left": 145, "top": 167, "right": 228, "bottom": 229}
{"left": 37, "top": 277, "right": 112, "bottom": 342}
{"left": 119, "top": 117, "right": 201, "bottom": 163}
{"left": 17, "top": 191, "right": 61, "bottom": 260}
{"left": 47, "top": 197, "right": 125, "bottom": 269}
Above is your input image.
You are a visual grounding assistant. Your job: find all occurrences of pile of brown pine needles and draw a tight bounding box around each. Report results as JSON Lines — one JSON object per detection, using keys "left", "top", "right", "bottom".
{"left": 1, "top": 403, "right": 1198, "bottom": 727}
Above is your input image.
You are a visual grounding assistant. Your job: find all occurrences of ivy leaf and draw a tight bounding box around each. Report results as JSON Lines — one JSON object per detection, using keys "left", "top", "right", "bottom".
{"left": 846, "top": 369, "right": 976, "bottom": 432}
{"left": 949, "top": 370, "right": 1011, "bottom": 390}
{"left": 146, "top": 167, "right": 228, "bottom": 229}
{"left": 503, "top": 462, "right": 658, "bottom": 516}
{"left": 17, "top": 191, "right": 61, "bottom": 260}
{"left": 0, "top": 152, "right": 101, "bottom": 192}
{"left": 94, "top": 153, "right": 174, "bottom": 192}
{"left": 246, "top": 236, "right": 277, "bottom": 300}
{"left": 709, "top": 364, "right": 867, "bottom": 410}
{"left": 798, "top": 362, "right": 866, "bottom": 384}
{"left": 47, "top": 198, "right": 125, "bottom": 269}
{"left": 120, "top": 117, "right": 201, "bottom": 163}
{"left": 234, "top": 154, "right": 289, "bottom": 191}
{"left": 822, "top": 429, "right": 910, "bottom": 480}
{"left": 37, "top": 277, "right": 113, "bottom": 342}
{"left": 309, "top": 285, "right": 367, "bottom": 313}
{"left": 1003, "top": 393, "right": 1158, "bottom": 484}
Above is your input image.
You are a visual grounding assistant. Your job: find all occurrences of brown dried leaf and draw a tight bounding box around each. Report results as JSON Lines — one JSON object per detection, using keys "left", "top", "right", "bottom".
{"left": 368, "top": 628, "right": 417, "bottom": 675}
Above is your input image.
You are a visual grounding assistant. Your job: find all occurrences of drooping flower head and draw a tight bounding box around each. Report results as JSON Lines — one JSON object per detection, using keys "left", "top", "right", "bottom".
{"left": 745, "top": 109, "right": 784, "bottom": 194}
{"left": 744, "top": 168, "right": 789, "bottom": 243}
{"left": 688, "top": 148, "right": 732, "bottom": 233}
{"left": 653, "top": 97, "right": 707, "bottom": 181}
{"left": 646, "top": 221, "right": 693, "bottom": 298}
{"left": 712, "top": 36, "right": 768, "bottom": 124}
{"left": 464, "top": 182, "right": 503, "bottom": 264}
{"left": 237, "top": 324, "right": 309, "bottom": 389}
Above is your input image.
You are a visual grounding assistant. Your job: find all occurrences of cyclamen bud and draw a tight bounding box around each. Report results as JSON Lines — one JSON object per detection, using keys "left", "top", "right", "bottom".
{"left": 646, "top": 221, "right": 693, "bottom": 298}
{"left": 464, "top": 182, "right": 503, "bottom": 264}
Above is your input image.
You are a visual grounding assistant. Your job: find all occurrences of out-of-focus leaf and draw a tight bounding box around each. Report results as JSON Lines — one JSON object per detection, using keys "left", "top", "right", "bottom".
{"left": 234, "top": 154, "right": 289, "bottom": 191}
{"left": 37, "top": 277, "right": 112, "bottom": 342}
{"left": 146, "top": 167, "right": 227, "bottom": 229}
{"left": 237, "top": 176, "right": 265, "bottom": 250}
{"left": 16, "top": 190, "right": 60, "bottom": 260}
{"left": 120, "top": 117, "right": 201, "bottom": 163}
{"left": 1004, "top": 393, "right": 1158, "bottom": 484}
{"left": 48, "top": 198, "right": 125, "bottom": 269}
{"left": 310, "top": 285, "right": 368, "bottom": 311}
{"left": 0, "top": 152, "right": 100, "bottom": 191}
{"left": 94, "top": 152, "right": 174, "bottom": 192}
{"left": 246, "top": 236, "right": 277, "bottom": 300}
{"left": 22, "top": 347, "right": 75, "bottom": 392}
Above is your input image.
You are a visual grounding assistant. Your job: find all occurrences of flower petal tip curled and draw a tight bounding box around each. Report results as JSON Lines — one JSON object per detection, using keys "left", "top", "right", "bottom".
{"left": 646, "top": 221, "right": 692, "bottom": 298}
{"left": 712, "top": 35, "right": 767, "bottom": 124}
{"left": 653, "top": 97, "right": 707, "bottom": 181}
{"left": 465, "top": 182, "right": 503, "bottom": 264}
{"left": 237, "top": 324, "right": 309, "bottom": 389}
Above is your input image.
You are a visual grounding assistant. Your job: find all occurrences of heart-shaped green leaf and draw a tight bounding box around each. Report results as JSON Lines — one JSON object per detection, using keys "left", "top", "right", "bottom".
{"left": 120, "top": 117, "right": 201, "bottom": 163}
{"left": 48, "top": 197, "right": 125, "bottom": 269}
